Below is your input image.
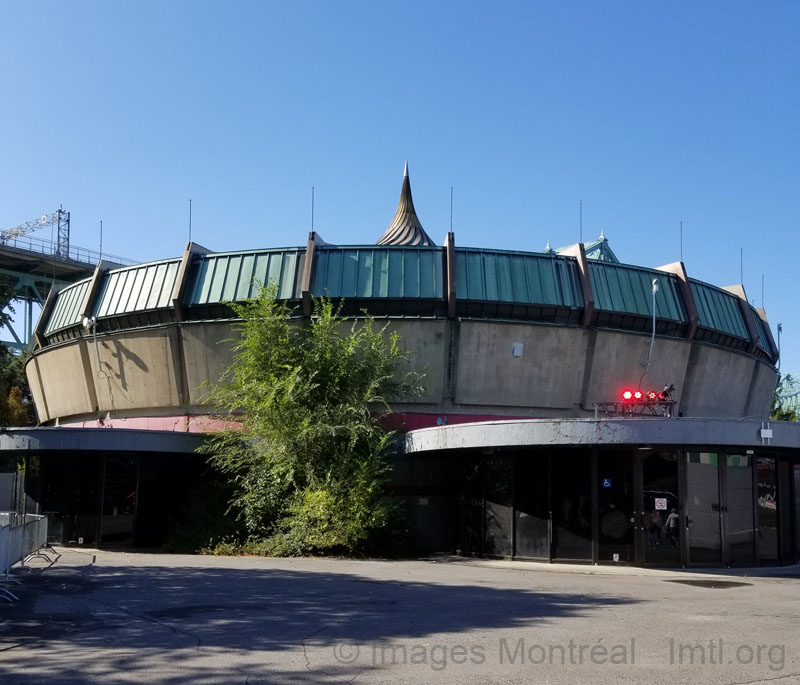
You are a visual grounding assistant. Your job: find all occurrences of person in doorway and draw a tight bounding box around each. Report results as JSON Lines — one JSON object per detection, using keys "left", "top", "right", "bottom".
{"left": 665, "top": 507, "right": 680, "bottom": 547}
{"left": 648, "top": 509, "right": 664, "bottom": 547}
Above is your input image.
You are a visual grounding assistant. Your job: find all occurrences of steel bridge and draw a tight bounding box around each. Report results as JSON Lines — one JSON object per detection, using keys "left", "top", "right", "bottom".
{"left": 0, "top": 232, "right": 135, "bottom": 353}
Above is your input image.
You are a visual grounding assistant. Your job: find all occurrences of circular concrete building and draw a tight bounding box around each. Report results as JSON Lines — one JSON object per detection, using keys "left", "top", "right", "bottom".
{"left": 10, "top": 166, "right": 800, "bottom": 567}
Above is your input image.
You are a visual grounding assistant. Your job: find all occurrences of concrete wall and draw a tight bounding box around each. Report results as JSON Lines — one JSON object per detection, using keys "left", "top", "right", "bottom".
{"left": 383, "top": 319, "right": 448, "bottom": 404}
{"left": 681, "top": 344, "right": 765, "bottom": 417}
{"left": 181, "top": 321, "right": 238, "bottom": 405}
{"left": 91, "top": 328, "right": 183, "bottom": 414}
{"left": 27, "top": 340, "right": 95, "bottom": 422}
{"left": 26, "top": 318, "right": 778, "bottom": 425}
{"left": 455, "top": 322, "right": 588, "bottom": 409}
{"left": 583, "top": 331, "right": 692, "bottom": 409}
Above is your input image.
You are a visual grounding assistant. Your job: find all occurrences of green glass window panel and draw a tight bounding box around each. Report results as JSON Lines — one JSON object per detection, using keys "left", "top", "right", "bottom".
{"left": 252, "top": 254, "right": 270, "bottom": 291}
{"left": 372, "top": 250, "right": 389, "bottom": 297}
{"left": 236, "top": 254, "right": 255, "bottom": 301}
{"left": 45, "top": 279, "right": 91, "bottom": 334}
{"left": 191, "top": 258, "right": 212, "bottom": 305}
{"left": 94, "top": 259, "right": 181, "bottom": 317}
{"left": 497, "top": 255, "right": 515, "bottom": 301}
{"left": 509, "top": 255, "right": 528, "bottom": 301}
{"left": 279, "top": 252, "right": 297, "bottom": 299}
{"left": 483, "top": 254, "right": 498, "bottom": 300}
{"left": 221, "top": 256, "right": 242, "bottom": 302}
{"left": 401, "top": 251, "right": 417, "bottom": 298}
{"left": 540, "top": 260, "right": 558, "bottom": 304}
{"left": 465, "top": 252, "right": 484, "bottom": 299}
{"left": 455, "top": 249, "right": 582, "bottom": 306}
{"left": 419, "top": 249, "right": 436, "bottom": 299}
{"left": 187, "top": 250, "right": 301, "bottom": 305}
{"left": 751, "top": 309, "right": 771, "bottom": 353}
{"left": 207, "top": 258, "right": 227, "bottom": 303}
{"left": 689, "top": 281, "right": 748, "bottom": 339}
{"left": 145, "top": 263, "right": 168, "bottom": 310}
{"left": 339, "top": 251, "right": 357, "bottom": 297}
{"left": 312, "top": 247, "right": 443, "bottom": 300}
{"left": 386, "top": 250, "right": 402, "bottom": 297}
{"left": 105, "top": 271, "right": 127, "bottom": 317}
{"left": 115, "top": 270, "right": 136, "bottom": 314}
{"left": 590, "top": 263, "right": 687, "bottom": 322}
{"left": 525, "top": 257, "right": 544, "bottom": 303}
{"left": 356, "top": 251, "right": 373, "bottom": 298}
{"left": 135, "top": 266, "right": 157, "bottom": 311}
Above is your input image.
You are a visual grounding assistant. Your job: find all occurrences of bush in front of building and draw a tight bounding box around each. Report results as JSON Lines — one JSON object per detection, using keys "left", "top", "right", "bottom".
{"left": 198, "top": 285, "right": 422, "bottom": 556}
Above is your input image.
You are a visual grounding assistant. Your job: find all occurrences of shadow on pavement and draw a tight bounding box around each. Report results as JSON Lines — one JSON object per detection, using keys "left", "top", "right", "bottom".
{"left": 0, "top": 553, "right": 642, "bottom": 683}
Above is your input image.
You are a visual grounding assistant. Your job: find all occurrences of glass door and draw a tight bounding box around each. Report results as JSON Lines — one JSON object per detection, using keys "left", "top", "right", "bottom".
{"left": 514, "top": 453, "right": 550, "bottom": 560}
{"left": 685, "top": 452, "right": 723, "bottom": 565}
{"left": 640, "top": 450, "right": 681, "bottom": 566}
{"left": 100, "top": 455, "right": 139, "bottom": 547}
{"left": 550, "top": 449, "right": 592, "bottom": 561}
{"left": 596, "top": 449, "right": 636, "bottom": 564}
{"left": 757, "top": 457, "right": 780, "bottom": 563}
{"left": 724, "top": 453, "right": 756, "bottom": 566}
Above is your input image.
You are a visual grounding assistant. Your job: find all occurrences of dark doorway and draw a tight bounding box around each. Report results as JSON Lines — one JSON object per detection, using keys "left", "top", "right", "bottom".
{"left": 596, "top": 449, "right": 635, "bottom": 564}
{"left": 550, "top": 449, "right": 592, "bottom": 561}
{"left": 514, "top": 452, "right": 550, "bottom": 560}
{"left": 641, "top": 450, "right": 681, "bottom": 567}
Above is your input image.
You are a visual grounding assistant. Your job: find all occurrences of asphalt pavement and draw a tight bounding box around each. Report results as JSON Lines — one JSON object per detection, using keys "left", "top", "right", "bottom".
{"left": 0, "top": 548, "right": 798, "bottom": 684}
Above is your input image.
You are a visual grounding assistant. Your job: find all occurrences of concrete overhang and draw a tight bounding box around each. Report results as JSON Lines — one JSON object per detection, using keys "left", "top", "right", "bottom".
{"left": 403, "top": 418, "right": 800, "bottom": 454}
{"left": 0, "top": 427, "right": 205, "bottom": 456}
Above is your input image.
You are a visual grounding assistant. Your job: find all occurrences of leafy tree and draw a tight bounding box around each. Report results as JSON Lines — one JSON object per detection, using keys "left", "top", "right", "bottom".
{"left": 0, "top": 275, "right": 35, "bottom": 425}
{"left": 0, "top": 275, "right": 17, "bottom": 330}
{"left": 770, "top": 373, "right": 799, "bottom": 422}
{"left": 0, "top": 344, "right": 35, "bottom": 426}
{"left": 200, "top": 285, "right": 422, "bottom": 555}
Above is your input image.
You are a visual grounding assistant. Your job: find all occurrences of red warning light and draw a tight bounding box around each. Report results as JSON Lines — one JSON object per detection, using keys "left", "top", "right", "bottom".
{"left": 633, "top": 390, "right": 643, "bottom": 400}
{"left": 647, "top": 390, "right": 658, "bottom": 400}
{"left": 622, "top": 390, "right": 633, "bottom": 401}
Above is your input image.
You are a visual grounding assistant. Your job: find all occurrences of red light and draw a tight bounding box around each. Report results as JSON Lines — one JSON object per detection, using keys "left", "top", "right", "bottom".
{"left": 622, "top": 390, "right": 633, "bottom": 400}
{"left": 634, "top": 390, "right": 643, "bottom": 400}
{"left": 647, "top": 390, "right": 658, "bottom": 400}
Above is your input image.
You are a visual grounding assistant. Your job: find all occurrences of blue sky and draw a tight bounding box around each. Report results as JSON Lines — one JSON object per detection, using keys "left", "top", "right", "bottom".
{"left": 2, "top": 2, "right": 798, "bottom": 372}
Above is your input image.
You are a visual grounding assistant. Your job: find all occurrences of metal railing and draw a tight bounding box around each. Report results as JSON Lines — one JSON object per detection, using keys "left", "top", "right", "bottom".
{"left": 0, "top": 514, "right": 49, "bottom": 600}
{"left": 0, "top": 232, "right": 137, "bottom": 268}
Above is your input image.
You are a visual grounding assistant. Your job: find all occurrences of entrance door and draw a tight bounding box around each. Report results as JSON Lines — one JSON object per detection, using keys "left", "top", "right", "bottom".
{"left": 724, "top": 453, "right": 756, "bottom": 566}
{"left": 685, "top": 451, "right": 723, "bottom": 565}
{"left": 550, "top": 449, "right": 593, "bottom": 562}
{"left": 685, "top": 451, "right": 762, "bottom": 567}
{"left": 596, "top": 449, "right": 636, "bottom": 564}
{"left": 640, "top": 450, "right": 682, "bottom": 566}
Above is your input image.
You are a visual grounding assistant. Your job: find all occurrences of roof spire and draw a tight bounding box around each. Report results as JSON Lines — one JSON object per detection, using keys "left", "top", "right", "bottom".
{"left": 376, "top": 163, "right": 435, "bottom": 246}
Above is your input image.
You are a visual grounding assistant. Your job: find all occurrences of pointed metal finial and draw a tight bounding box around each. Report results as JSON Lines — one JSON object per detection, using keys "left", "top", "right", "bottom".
{"left": 376, "top": 164, "right": 435, "bottom": 246}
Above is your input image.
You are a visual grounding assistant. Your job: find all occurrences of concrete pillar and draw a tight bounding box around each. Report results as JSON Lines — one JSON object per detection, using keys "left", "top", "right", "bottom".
{"left": 171, "top": 241, "right": 211, "bottom": 322}
{"left": 444, "top": 232, "right": 456, "bottom": 319}
{"left": 301, "top": 231, "right": 325, "bottom": 317}
{"left": 755, "top": 307, "right": 778, "bottom": 363}
{"left": 559, "top": 243, "right": 594, "bottom": 328}
{"left": 33, "top": 287, "right": 60, "bottom": 350}
{"left": 723, "top": 284, "right": 759, "bottom": 355}
{"left": 79, "top": 260, "right": 109, "bottom": 325}
{"left": 655, "top": 261, "right": 698, "bottom": 341}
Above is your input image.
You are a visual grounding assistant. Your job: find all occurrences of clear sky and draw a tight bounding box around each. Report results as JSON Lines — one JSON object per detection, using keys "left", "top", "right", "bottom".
{"left": 2, "top": 2, "right": 798, "bottom": 372}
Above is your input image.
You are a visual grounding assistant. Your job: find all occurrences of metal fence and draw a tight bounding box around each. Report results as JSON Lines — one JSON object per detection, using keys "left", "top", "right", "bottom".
{"left": 0, "top": 514, "right": 49, "bottom": 584}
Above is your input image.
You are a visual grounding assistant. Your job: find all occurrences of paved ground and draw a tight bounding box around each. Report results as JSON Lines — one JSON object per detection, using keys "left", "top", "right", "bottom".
{"left": 1, "top": 549, "right": 798, "bottom": 684}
